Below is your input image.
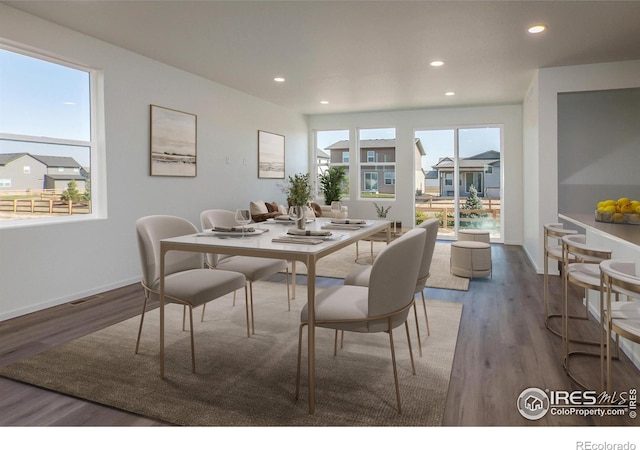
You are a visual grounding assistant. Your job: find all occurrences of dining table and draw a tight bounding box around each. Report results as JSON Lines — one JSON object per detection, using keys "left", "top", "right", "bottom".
{"left": 158, "top": 216, "right": 391, "bottom": 413}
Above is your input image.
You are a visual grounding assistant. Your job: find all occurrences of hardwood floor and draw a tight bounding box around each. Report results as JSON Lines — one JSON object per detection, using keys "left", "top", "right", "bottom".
{"left": 1, "top": 243, "right": 639, "bottom": 426}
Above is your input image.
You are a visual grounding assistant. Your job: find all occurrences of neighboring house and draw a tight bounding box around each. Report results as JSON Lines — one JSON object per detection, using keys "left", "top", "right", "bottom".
{"left": 324, "top": 138, "right": 424, "bottom": 196}
{"left": 316, "top": 148, "right": 330, "bottom": 176}
{"left": 424, "top": 170, "right": 439, "bottom": 196}
{"left": 430, "top": 150, "right": 500, "bottom": 197}
{"left": 0, "top": 153, "right": 87, "bottom": 193}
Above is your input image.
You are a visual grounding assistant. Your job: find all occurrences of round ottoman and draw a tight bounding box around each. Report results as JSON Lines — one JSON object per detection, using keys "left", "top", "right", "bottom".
{"left": 458, "top": 229, "right": 491, "bottom": 244}
{"left": 450, "top": 240, "right": 492, "bottom": 279}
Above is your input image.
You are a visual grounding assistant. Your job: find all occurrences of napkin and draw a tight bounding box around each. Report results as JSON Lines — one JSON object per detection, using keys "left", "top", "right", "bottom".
{"left": 331, "top": 219, "right": 366, "bottom": 224}
{"left": 287, "top": 229, "right": 332, "bottom": 237}
{"left": 272, "top": 237, "right": 323, "bottom": 245}
{"left": 274, "top": 215, "right": 292, "bottom": 221}
{"left": 213, "top": 226, "right": 255, "bottom": 233}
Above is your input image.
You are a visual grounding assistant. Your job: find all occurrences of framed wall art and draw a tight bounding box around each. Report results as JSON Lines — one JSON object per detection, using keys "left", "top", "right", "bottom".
{"left": 258, "top": 130, "right": 285, "bottom": 179}
{"left": 150, "top": 105, "right": 197, "bottom": 177}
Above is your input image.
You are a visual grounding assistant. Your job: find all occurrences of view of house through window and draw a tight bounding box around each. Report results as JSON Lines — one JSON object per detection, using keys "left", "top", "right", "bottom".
{"left": 314, "top": 129, "right": 350, "bottom": 203}
{"left": 415, "top": 127, "right": 502, "bottom": 241}
{"left": 0, "top": 46, "right": 95, "bottom": 223}
{"left": 358, "top": 128, "right": 396, "bottom": 199}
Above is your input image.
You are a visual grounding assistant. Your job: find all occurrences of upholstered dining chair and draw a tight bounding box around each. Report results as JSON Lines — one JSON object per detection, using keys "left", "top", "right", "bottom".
{"left": 344, "top": 218, "right": 439, "bottom": 357}
{"left": 561, "top": 233, "right": 611, "bottom": 389}
{"left": 200, "top": 209, "right": 290, "bottom": 336}
{"left": 295, "top": 227, "right": 426, "bottom": 414}
{"left": 135, "top": 215, "right": 246, "bottom": 373}
{"left": 599, "top": 259, "right": 640, "bottom": 392}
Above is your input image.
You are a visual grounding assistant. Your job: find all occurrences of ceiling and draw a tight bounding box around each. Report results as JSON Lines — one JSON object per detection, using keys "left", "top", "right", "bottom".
{"left": 5, "top": 1, "right": 640, "bottom": 115}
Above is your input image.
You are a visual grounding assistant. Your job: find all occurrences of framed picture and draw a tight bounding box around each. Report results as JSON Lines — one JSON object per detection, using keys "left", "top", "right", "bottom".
{"left": 258, "top": 130, "right": 285, "bottom": 179}
{"left": 150, "top": 105, "right": 197, "bottom": 177}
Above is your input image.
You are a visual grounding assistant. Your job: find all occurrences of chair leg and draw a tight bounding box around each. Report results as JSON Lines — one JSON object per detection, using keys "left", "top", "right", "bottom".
{"left": 134, "top": 293, "right": 149, "bottom": 354}
{"left": 244, "top": 284, "right": 250, "bottom": 337}
{"left": 182, "top": 305, "right": 187, "bottom": 331}
{"left": 421, "top": 291, "right": 430, "bottom": 336}
{"left": 285, "top": 267, "right": 291, "bottom": 311}
{"left": 188, "top": 306, "right": 196, "bottom": 373}
{"left": 233, "top": 290, "right": 236, "bottom": 307}
{"left": 295, "top": 323, "right": 306, "bottom": 401}
{"left": 405, "top": 321, "right": 416, "bottom": 376}
{"left": 249, "top": 281, "right": 256, "bottom": 335}
{"left": 201, "top": 303, "right": 206, "bottom": 322}
{"left": 333, "top": 330, "right": 339, "bottom": 356}
{"left": 413, "top": 302, "right": 423, "bottom": 357}
{"left": 388, "top": 324, "right": 402, "bottom": 414}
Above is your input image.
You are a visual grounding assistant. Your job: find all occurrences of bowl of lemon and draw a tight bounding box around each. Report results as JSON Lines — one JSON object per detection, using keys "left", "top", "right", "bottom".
{"left": 596, "top": 198, "right": 640, "bottom": 225}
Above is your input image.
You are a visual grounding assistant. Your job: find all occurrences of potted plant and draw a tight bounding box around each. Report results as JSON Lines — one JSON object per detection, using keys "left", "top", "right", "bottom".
{"left": 281, "top": 172, "right": 312, "bottom": 229}
{"left": 318, "top": 166, "right": 347, "bottom": 205}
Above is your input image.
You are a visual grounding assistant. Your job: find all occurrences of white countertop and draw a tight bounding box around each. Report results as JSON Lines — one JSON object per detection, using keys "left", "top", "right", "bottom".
{"left": 559, "top": 213, "right": 640, "bottom": 250}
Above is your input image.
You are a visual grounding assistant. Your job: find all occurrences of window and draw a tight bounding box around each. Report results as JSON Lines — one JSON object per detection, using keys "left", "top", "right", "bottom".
{"left": 358, "top": 128, "right": 395, "bottom": 199}
{"left": 0, "top": 45, "right": 101, "bottom": 225}
{"left": 384, "top": 171, "right": 395, "bottom": 185}
{"left": 314, "top": 129, "right": 350, "bottom": 199}
{"left": 444, "top": 173, "right": 453, "bottom": 186}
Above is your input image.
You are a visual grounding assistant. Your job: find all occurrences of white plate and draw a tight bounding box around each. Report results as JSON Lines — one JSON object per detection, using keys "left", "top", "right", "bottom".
{"left": 199, "top": 229, "right": 266, "bottom": 237}
{"left": 280, "top": 233, "right": 342, "bottom": 241}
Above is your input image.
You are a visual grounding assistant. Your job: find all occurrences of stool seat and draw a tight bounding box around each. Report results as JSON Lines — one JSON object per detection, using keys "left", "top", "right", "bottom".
{"left": 458, "top": 229, "right": 491, "bottom": 244}
{"left": 450, "top": 241, "right": 492, "bottom": 279}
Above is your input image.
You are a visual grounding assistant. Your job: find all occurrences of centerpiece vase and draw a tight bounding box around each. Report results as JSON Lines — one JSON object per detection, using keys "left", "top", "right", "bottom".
{"left": 292, "top": 205, "right": 306, "bottom": 230}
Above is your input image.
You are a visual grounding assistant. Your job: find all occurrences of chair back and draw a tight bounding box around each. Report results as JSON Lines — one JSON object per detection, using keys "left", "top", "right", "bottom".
{"left": 415, "top": 218, "right": 439, "bottom": 290}
{"left": 600, "top": 260, "right": 640, "bottom": 299}
{"left": 136, "top": 215, "right": 203, "bottom": 289}
{"left": 200, "top": 209, "right": 238, "bottom": 267}
{"left": 368, "top": 228, "right": 426, "bottom": 331}
{"left": 561, "top": 234, "right": 611, "bottom": 265}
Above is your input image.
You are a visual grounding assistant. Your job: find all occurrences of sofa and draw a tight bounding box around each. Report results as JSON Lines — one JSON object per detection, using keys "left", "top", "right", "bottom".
{"left": 318, "top": 204, "right": 348, "bottom": 219}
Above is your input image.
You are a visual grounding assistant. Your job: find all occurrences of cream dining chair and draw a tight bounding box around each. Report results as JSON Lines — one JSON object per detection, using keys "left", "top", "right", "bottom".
{"left": 344, "top": 218, "right": 439, "bottom": 357}
{"left": 599, "top": 259, "right": 640, "bottom": 392}
{"left": 135, "top": 215, "right": 246, "bottom": 373}
{"left": 295, "top": 227, "right": 426, "bottom": 414}
{"left": 200, "top": 209, "right": 290, "bottom": 336}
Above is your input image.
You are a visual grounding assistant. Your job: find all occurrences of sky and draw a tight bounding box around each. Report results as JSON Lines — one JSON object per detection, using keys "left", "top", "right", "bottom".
{"left": 0, "top": 48, "right": 92, "bottom": 167}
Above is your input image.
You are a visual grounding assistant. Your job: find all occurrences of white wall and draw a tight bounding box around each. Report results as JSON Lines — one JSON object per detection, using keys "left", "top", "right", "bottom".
{"left": 308, "top": 105, "right": 524, "bottom": 245}
{"left": 0, "top": 5, "right": 308, "bottom": 320}
{"left": 522, "top": 60, "right": 640, "bottom": 273}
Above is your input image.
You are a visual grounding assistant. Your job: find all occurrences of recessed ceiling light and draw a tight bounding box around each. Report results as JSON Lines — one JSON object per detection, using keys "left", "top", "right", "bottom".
{"left": 430, "top": 60, "right": 444, "bottom": 67}
{"left": 528, "top": 25, "right": 546, "bottom": 34}
{"left": 274, "top": 77, "right": 285, "bottom": 82}
{"left": 320, "top": 100, "right": 329, "bottom": 105}
{"left": 445, "top": 91, "right": 455, "bottom": 96}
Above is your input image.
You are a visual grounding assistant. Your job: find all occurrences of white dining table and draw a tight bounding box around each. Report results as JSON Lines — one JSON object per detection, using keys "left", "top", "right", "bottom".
{"left": 158, "top": 217, "right": 391, "bottom": 413}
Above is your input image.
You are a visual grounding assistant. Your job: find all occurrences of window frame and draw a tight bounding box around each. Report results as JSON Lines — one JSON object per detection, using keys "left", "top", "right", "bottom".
{"left": 0, "top": 42, "right": 105, "bottom": 229}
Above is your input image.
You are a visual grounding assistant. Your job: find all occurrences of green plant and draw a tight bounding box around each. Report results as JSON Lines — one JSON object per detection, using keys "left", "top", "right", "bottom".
{"left": 318, "top": 166, "right": 347, "bottom": 205}
{"left": 373, "top": 202, "right": 391, "bottom": 218}
{"left": 60, "top": 179, "right": 83, "bottom": 203}
{"left": 460, "top": 184, "right": 487, "bottom": 228}
{"left": 415, "top": 210, "right": 425, "bottom": 225}
{"left": 281, "top": 172, "right": 312, "bottom": 206}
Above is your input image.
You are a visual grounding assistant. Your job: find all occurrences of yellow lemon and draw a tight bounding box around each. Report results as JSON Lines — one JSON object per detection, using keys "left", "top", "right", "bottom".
{"left": 617, "top": 197, "right": 630, "bottom": 206}
{"left": 604, "top": 205, "right": 616, "bottom": 213}
{"left": 597, "top": 201, "right": 605, "bottom": 209}
{"left": 631, "top": 200, "right": 640, "bottom": 208}
{"left": 636, "top": 205, "right": 640, "bottom": 215}
{"left": 603, "top": 200, "right": 616, "bottom": 207}
{"left": 612, "top": 212, "right": 624, "bottom": 223}
{"left": 621, "top": 203, "right": 634, "bottom": 214}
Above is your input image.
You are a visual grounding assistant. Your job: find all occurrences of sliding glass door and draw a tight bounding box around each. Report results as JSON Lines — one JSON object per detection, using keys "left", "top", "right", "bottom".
{"left": 415, "top": 127, "right": 502, "bottom": 241}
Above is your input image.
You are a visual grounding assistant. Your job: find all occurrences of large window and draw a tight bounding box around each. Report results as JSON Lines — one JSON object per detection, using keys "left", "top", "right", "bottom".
{"left": 314, "top": 129, "right": 350, "bottom": 201}
{"left": 358, "top": 127, "right": 395, "bottom": 199}
{"left": 0, "top": 45, "right": 100, "bottom": 225}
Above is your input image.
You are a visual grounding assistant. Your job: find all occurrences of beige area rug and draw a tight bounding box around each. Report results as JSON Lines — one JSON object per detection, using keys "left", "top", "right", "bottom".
{"left": 294, "top": 241, "right": 469, "bottom": 291}
{"left": 0, "top": 282, "right": 462, "bottom": 426}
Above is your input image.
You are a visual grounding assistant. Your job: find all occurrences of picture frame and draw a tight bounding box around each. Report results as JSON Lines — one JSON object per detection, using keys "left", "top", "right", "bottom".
{"left": 258, "top": 130, "right": 285, "bottom": 179}
{"left": 150, "top": 105, "right": 197, "bottom": 177}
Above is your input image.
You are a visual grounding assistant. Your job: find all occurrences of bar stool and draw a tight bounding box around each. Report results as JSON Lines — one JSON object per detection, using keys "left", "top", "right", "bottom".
{"left": 561, "top": 234, "right": 612, "bottom": 389}
{"left": 599, "top": 259, "right": 640, "bottom": 391}
{"left": 543, "top": 223, "right": 577, "bottom": 337}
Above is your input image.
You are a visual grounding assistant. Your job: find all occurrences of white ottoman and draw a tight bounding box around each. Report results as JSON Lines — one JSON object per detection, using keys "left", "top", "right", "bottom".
{"left": 450, "top": 240, "right": 492, "bottom": 279}
{"left": 458, "top": 229, "right": 491, "bottom": 244}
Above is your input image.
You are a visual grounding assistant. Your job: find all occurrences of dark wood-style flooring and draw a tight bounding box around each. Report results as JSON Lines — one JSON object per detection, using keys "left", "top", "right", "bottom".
{"left": 1, "top": 243, "right": 638, "bottom": 426}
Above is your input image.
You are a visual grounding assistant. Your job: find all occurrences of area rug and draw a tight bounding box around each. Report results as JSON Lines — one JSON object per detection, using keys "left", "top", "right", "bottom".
{"left": 294, "top": 242, "right": 469, "bottom": 291}
{"left": 0, "top": 282, "right": 463, "bottom": 426}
